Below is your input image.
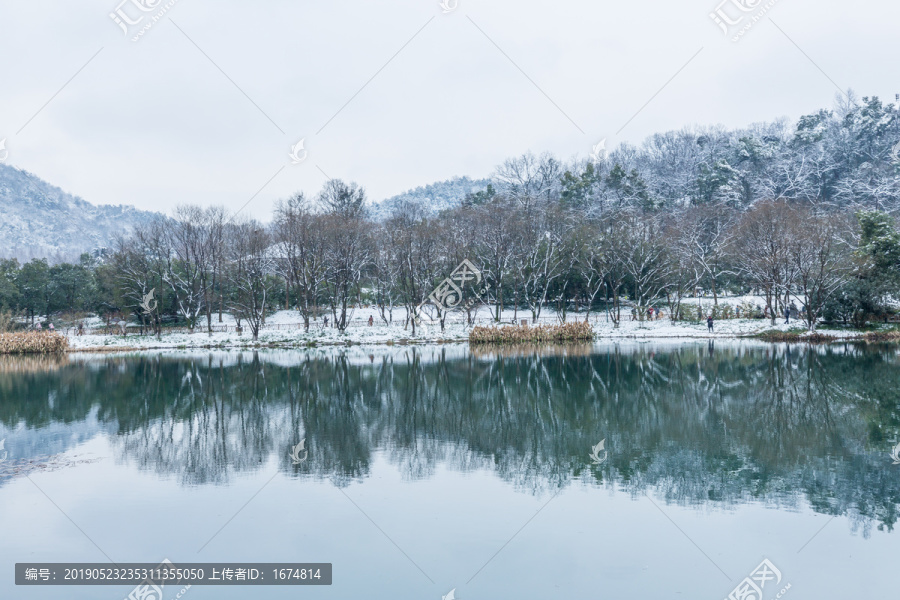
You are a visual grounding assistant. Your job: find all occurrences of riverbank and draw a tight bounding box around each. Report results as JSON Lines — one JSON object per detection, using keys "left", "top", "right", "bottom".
{"left": 59, "top": 308, "right": 900, "bottom": 352}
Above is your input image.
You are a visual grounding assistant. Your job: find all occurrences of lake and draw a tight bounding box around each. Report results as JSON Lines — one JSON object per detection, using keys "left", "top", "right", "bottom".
{"left": 1, "top": 341, "right": 898, "bottom": 599}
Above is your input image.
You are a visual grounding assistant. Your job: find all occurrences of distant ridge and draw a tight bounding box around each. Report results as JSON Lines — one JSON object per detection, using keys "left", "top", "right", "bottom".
{"left": 369, "top": 176, "right": 489, "bottom": 221}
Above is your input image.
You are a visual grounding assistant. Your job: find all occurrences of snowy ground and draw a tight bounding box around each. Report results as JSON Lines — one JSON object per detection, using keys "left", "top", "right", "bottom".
{"left": 61, "top": 301, "right": 877, "bottom": 352}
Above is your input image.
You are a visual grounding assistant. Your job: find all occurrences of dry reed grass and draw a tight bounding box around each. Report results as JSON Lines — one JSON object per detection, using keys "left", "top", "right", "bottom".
{"left": 0, "top": 331, "right": 69, "bottom": 354}
{"left": 864, "top": 331, "right": 900, "bottom": 342}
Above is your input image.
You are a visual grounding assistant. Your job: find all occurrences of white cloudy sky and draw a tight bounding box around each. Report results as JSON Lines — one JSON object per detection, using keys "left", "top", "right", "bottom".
{"left": 0, "top": 0, "right": 898, "bottom": 218}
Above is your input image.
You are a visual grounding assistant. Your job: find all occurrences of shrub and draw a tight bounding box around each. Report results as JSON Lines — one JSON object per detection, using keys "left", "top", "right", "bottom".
{"left": 469, "top": 322, "right": 593, "bottom": 344}
{"left": 0, "top": 310, "right": 23, "bottom": 333}
{"left": 754, "top": 330, "right": 832, "bottom": 343}
{"left": 737, "top": 301, "right": 763, "bottom": 319}
{"left": 0, "top": 331, "right": 69, "bottom": 354}
{"left": 673, "top": 304, "right": 698, "bottom": 322}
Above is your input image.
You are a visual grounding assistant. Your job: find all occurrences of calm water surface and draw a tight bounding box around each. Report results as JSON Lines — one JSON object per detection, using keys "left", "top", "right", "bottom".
{"left": 1, "top": 342, "right": 899, "bottom": 599}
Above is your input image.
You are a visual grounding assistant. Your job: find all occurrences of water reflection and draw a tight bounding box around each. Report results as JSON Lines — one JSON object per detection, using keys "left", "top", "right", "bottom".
{"left": 1, "top": 343, "right": 899, "bottom": 532}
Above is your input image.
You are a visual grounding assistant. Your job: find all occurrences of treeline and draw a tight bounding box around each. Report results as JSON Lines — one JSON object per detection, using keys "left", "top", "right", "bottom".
{"left": 2, "top": 94, "right": 900, "bottom": 335}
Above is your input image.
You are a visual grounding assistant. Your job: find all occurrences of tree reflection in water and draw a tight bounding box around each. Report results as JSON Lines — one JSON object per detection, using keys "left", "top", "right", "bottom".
{"left": 1, "top": 343, "right": 898, "bottom": 533}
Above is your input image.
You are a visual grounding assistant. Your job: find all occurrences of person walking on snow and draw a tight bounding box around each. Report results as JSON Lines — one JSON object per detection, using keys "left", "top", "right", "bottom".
{"left": 707, "top": 315, "right": 714, "bottom": 332}
{"left": 784, "top": 305, "right": 790, "bottom": 325}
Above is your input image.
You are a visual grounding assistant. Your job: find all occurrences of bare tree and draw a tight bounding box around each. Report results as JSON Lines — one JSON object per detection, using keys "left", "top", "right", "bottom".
{"left": 513, "top": 202, "right": 573, "bottom": 323}
{"left": 319, "top": 180, "right": 371, "bottom": 332}
{"left": 494, "top": 151, "right": 562, "bottom": 212}
{"left": 472, "top": 195, "right": 517, "bottom": 321}
{"left": 788, "top": 209, "right": 854, "bottom": 331}
{"left": 273, "top": 194, "right": 327, "bottom": 331}
{"left": 370, "top": 225, "right": 401, "bottom": 325}
{"left": 597, "top": 214, "right": 630, "bottom": 326}
{"left": 203, "top": 206, "right": 227, "bottom": 333}
{"left": 439, "top": 204, "right": 485, "bottom": 326}
{"left": 572, "top": 222, "right": 607, "bottom": 322}
{"left": 728, "top": 201, "right": 797, "bottom": 324}
{"left": 692, "top": 204, "right": 736, "bottom": 306}
{"left": 112, "top": 219, "right": 166, "bottom": 336}
{"left": 661, "top": 209, "right": 705, "bottom": 322}
{"left": 225, "top": 220, "right": 274, "bottom": 341}
{"left": 617, "top": 211, "right": 669, "bottom": 320}
{"left": 386, "top": 201, "right": 441, "bottom": 335}
{"left": 163, "top": 206, "right": 209, "bottom": 330}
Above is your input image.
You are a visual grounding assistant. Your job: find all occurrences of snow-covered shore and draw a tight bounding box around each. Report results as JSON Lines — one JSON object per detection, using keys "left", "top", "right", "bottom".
{"left": 63, "top": 305, "right": 878, "bottom": 352}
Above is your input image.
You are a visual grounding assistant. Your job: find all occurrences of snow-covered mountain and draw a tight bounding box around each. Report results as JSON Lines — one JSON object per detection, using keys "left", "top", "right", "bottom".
{"left": 369, "top": 176, "right": 489, "bottom": 221}
{"left": 0, "top": 163, "right": 158, "bottom": 262}
{"left": 0, "top": 164, "right": 487, "bottom": 261}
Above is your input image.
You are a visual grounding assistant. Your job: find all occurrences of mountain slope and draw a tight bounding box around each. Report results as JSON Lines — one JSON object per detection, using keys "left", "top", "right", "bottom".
{"left": 0, "top": 165, "right": 487, "bottom": 261}
{"left": 369, "top": 176, "right": 489, "bottom": 221}
{"left": 0, "top": 163, "right": 158, "bottom": 262}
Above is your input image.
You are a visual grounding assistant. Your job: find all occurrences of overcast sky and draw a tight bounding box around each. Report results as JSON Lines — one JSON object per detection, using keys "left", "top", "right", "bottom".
{"left": 1, "top": 0, "right": 898, "bottom": 219}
